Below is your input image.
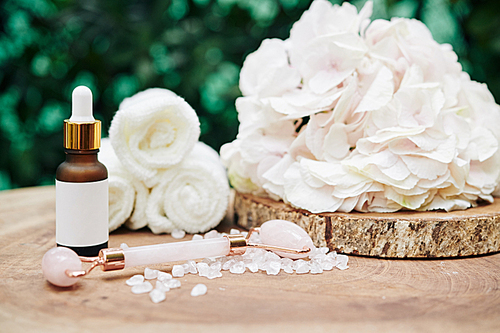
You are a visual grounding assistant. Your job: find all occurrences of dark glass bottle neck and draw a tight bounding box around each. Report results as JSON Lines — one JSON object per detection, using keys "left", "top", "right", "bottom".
{"left": 64, "top": 149, "right": 100, "bottom": 163}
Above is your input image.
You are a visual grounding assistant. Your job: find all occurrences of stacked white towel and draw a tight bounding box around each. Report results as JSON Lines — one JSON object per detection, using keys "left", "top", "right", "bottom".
{"left": 109, "top": 88, "right": 200, "bottom": 187}
{"left": 99, "top": 138, "right": 149, "bottom": 232}
{"left": 103, "top": 88, "right": 229, "bottom": 234}
{"left": 147, "top": 142, "right": 230, "bottom": 234}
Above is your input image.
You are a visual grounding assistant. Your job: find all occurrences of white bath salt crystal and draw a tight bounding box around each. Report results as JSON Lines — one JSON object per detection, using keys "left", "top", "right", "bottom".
{"left": 246, "top": 262, "right": 259, "bottom": 273}
{"left": 131, "top": 281, "right": 153, "bottom": 294}
{"left": 206, "top": 256, "right": 220, "bottom": 261}
{"left": 218, "top": 256, "right": 228, "bottom": 266}
{"left": 149, "top": 289, "right": 166, "bottom": 303}
{"left": 222, "top": 259, "right": 236, "bottom": 271}
{"left": 241, "top": 258, "right": 253, "bottom": 266}
{"left": 310, "top": 261, "right": 323, "bottom": 274}
{"left": 204, "top": 230, "right": 219, "bottom": 239}
{"left": 192, "top": 234, "right": 204, "bottom": 241}
{"left": 241, "top": 250, "right": 253, "bottom": 260}
{"left": 206, "top": 268, "right": 223, "bottom": 279}
{"left": 248, "top": 234, "right": 261, "bottom": 243}
{"left": 144, "top": 267, "right": 159, "bottom": 279}
{"left": 210, "top": 262, "right": 223, "bottom": 272}
{"left": 318, "top": 247, "right": 329, "bottom": 254}
{"left": 202, "top": 257, "right": 215, "bottom": 265}
{"left": 336, "top": 255, "right": 349, "bottom": 270}
{"left": 165, "top": 279, "right": 181, "bottom": 289}
{"left": 210, "top": 261, "right": 222, "bottom": 272}
{"left": 231, "top": 254, "right": 243, "bottom": 261}
{"left": 241, "top": 231, "right": 248, "bottom": 238}
{"left": 251, "top": 249, "right": 266, "bottom": 263}
{"left": 120, "top": 243, "right": 129, "bottom": 249}
{"left": 309, "top": 247, "right": 330, "bottom": 260}
{"left": 327, "top": 251, "right": 338, "bottom": 259}
{"left": 281, "top": 258, "right": 293, "bottom": 274}
{"left": 308, "top": 248, "right": 320, "bottom": 259}
{"left": 171, "top": 229, "right": 186, "bottom": 239}
{"left": 155, "top": 280, "right": 170, "bottom": 293}
{"left": 183, "top": 260, "right": 198, "bottom": 274}
{"left": 258, "top": 261, "right": 268, "bottom": 271}
{"left": 172, "top": 265, "right": 185, "bottom": 277}
{"left": 321, "top": 259, "right": 335, "bottom": 271}
{"left": 157, "top": 271, "right": 173, "bottom": 281}
{"left": 295, "top": 261, "right": 310, "bottom": 274}
{"left": 264, "top": 251, "right": 281, "bottom": 262}
{"left": 191, "top": 283, "right": 207, "bottom": 297}
{"left": 126, "top": 274, "right": 144, "bottom": 286}
{"left": 230, "top": 228, "right": 241, "bottom": 235}
{"left": 259, "top": 261, "right": 270, "bottom": 272}
{"left": 310, "top": 252, "right": 327, "bottom": 261}
{"left": 230, "top": 261, "right": 246, "bottom": 274}
{"left": 337, "top": 254, "right": 348, "bottom": 264}
{"left": 292, "top": 259, "right": 305, "bottom": 269}
{"left": 265, "top": 261, "right": 281, "bottom": 275}
{"left": 197, "top": 262, "right": 209, "bottom": 277}
{"left": 283, "top": 265, "right": 294, "bottom": 274}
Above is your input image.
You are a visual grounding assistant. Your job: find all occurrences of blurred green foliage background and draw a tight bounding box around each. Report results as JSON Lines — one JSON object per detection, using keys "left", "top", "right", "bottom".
{"left": 0, "top": 0, "right": 499, "bottom": 190}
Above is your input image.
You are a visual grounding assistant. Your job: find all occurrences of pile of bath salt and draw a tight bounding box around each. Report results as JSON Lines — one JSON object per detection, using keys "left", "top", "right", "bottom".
{"left": 126, "top": 267, "right": 185, "bottom": 303}
{"left": 123, "top": 229, "right": 349, "bottom": 303}
{"left": 180, "top": 229, "right": 349, "bottom": 278}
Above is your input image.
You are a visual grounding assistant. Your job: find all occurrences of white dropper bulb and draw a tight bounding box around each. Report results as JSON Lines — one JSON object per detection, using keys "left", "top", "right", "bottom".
{"left": 70, "top": 86, "right": 95, "bottom": 122}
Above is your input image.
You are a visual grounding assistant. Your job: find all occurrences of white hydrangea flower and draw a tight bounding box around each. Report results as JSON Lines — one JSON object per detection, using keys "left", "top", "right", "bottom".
{"left": 221, "top": 0, "right": 500, "bottom": 213}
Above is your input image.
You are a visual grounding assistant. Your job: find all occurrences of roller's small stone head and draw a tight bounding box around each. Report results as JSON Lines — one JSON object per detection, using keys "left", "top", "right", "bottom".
{"left": 42, "top": 247, "right": 82, "bottom": 287}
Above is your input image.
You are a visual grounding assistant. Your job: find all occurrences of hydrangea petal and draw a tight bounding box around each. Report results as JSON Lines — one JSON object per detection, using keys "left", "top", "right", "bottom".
{"left": 384, "top": 187, "right": 431, "bottom": 210}
{"left": 240, "top": 39, "right": 301, "bottom": 98}
{"left": 323, "top": 123, "right": 350, "bottom": 161}
{"left": 465, "top": 127, "right": 498, "bottom": 162}
{"left": 284, "top": 162, "right": 343, "bottom": 213}
{"left": 401, "top": 155, "right": 448, "bottom": 180}
{"left": 309, "top": 68, "right": 354, "bottom": 95}
{"left": 355, "top": 66, "right": 394, "bottom": 113}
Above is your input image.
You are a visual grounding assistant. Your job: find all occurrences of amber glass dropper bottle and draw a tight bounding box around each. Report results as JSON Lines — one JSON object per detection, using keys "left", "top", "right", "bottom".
{"left": 55, "top": 86, "right": 109, "bottom": 257}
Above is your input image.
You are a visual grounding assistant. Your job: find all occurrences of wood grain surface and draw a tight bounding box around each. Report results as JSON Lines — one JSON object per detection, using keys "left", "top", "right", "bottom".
{"left": 1, "top": 186, "right": 499, "bottom": 332}
{"left": 234, "top": 191, "right": 500, "bottom": 258}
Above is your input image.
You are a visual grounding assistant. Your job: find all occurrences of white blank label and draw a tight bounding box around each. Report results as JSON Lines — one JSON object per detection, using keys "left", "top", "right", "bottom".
{"left": 56, "top": 179, "right": 109, "bottom": 247}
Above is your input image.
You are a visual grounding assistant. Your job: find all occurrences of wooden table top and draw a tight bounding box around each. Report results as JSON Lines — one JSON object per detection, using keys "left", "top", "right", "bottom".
{"left": 1, "top": 186, "right": 499, "bottom": 332}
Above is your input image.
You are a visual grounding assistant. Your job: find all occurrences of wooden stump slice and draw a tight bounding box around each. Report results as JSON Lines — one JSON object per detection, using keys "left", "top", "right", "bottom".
{"left": 234, "top": 191, "right": 500, "bottom": 258}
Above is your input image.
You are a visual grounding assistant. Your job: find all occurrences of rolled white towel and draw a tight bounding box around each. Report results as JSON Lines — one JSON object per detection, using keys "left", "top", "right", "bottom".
{"left": 100, "top": 138, "right": 149, "bottom": 232}
{"left": 146, "top": 142, "right": 230, "bottom": 234}
{"left": 109, "top": 88, "right": 200, "bottom": 187}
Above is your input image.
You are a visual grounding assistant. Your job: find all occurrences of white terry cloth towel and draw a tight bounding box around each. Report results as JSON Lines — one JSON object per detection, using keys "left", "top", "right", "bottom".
{"left": 100, "top": 138, "right": 149, "bottom": 232}
{"left": 146, "top": 141, "right": 230, "bottom": 234}
{"left": 109, "top": 88, "right": 200, "bottom": 188}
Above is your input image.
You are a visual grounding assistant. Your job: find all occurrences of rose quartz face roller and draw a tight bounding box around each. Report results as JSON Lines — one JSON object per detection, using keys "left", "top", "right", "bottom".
{"left": 42, "top": 220, "right": 314, "bottom": 287}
